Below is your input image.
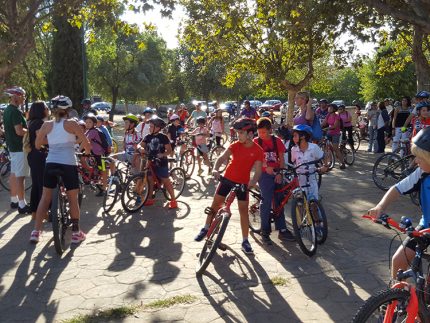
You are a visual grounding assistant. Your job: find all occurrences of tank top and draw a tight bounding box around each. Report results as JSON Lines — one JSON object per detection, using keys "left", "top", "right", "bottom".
{"left": 394, "top": 107, "right": 411, "bottom": 128}
{"left": 211, "top": 119, "right": 223, "bottom": 134}
{"left": 293, "top": 109, "right": 308, "bottom": 126}
{"left": 46, "top": 119, "right": 77, "bottom": 165}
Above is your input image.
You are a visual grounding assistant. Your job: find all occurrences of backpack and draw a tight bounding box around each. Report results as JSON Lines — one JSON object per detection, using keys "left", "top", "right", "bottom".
{"left": 310, "top": 115, "right": 323, "bottom": 141}
{"left": 90, "top": 128, "right": 110, "bottom": 155}
{"left": 258, "top": 135, "right": 279, "bottom": 161}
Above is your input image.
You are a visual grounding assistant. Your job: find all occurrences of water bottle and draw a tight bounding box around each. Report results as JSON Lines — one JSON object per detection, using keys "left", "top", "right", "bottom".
{"left": 399, "top": 216, "right": 413, "bottom": 229}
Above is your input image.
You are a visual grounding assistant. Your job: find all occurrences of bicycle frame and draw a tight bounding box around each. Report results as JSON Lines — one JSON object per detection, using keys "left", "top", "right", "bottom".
{"left": 271, "top": 175, "right": 300, "bottom": 216}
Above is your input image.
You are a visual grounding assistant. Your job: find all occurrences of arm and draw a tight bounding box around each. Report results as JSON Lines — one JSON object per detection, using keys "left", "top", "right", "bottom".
{"left": 14, "top": 124, "right": 27, "bottom": 136}
{"left": 249, "top": 160, "right": 262, "bottom": 187}
{"left": 367, "top": 186, "right": 400, "bottom": 217}
{"left": 72, "top": 121, "right": 91, "bottom": 154}
{"left": 212, "top": 148, "right": 232, "bottom": 180}
{"left": 35, "top": 123, "right": 49, "bottom": 150}
{"left": 305, "top": 100, "right": 314, "bottom": 123}
{"left": 392, "top": 108, "right": 398, "bottom": 129}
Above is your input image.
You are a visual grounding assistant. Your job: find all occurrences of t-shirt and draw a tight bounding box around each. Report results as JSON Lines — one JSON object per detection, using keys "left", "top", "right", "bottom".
{"left": 240, "top": 107, "right": 258, "bottom": 119}
{"left": 136, "top": 121, "right": 151, "bottom": 140}
{"left": 3, "top": 104, "right": 27, "bottom": 152}
{"left": 253, "top": 135, "right": 286, "bottom": 172}
{"left": 124, "top": 130, "right": 141, "bottom": 154}
{"left": 291, "top": 143, "right": 324, "bottom": 175}
{"left": 143, "top": 132, "right": 170, "bottom": 167}
{"left": 190, "top": 110, "right": 207, "bottom": 126}
{"left": 223, "top": 141, "right": 264, "bottom": 184}
{"left": 191, "top": 126, "right": 209, "bottom": 146}
{"left": 86, "top": 128, "right": 105, "bottom": 156}
{"left": 395, "top": 168, "right": 430, "bottom": 228}
{"left": 326, "top": 113, "right": 341, "bottom": 136}
{"left": 338, "top": 111, "right": 352, "bottom": 127}
{"left": 315, "top": 108, "right": 329, "bottom": 125}
{"left": 412, "top": 117, "right": 430, "bottom": 138}
{"left": 367, "top": 109, "right": 378, "bottom": 127}
{"left": 167, "top": 123, "right": 180, "bottom": 144}
{"left": 179, "top": 109, "right": 189, "bottom": 122}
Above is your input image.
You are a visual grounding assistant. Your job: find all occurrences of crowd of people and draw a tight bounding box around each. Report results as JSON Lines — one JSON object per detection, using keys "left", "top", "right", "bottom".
{"left": 1, "top": 86, "right": 429, "bottom": 263}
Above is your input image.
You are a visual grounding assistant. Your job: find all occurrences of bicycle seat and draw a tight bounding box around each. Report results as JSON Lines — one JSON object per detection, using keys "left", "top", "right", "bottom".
{"left": 47, "top": 168, "right": 64, "bottom": 177}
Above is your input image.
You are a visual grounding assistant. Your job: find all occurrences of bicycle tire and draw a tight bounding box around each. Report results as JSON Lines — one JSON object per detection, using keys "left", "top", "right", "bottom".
{"left": 343, "top": 144, "right": 356, "bottom": 166}
{"left": 121, "top": 172, "right": 147, "bottom": 213}
{"left": 310, "top": 199, "right": 328, "bottom": 244}
{"left": 248, "top": 187, "right": 262, "bottom": 234}
{"left": 317, "top": 172, "right": 322, "bottom": 189}
{"left": 51, "top": 185, "right": 66, "bottom": 255}
{"left": 372, "top": 153, "right": 403, "bottom": 191}
{"left": 351, "top": 288, "right": 412, "bottom": 323}
{"left": 322, "top": 144, "right": 335, "bottom": 170}
{"left": 196, "top": 213, "right": 230, "bottom": 275}
{"left": 209, "top": 146, "right": 227, "bottom": 173}
{"left": 103, "top": 177, "right": 120, "bottom": 213}
{"left": 0, "top": 161, "right": 10, "bottom": 191}
{"left": 162, "top": 167, "right": 186, "bottom": 200}
{"left": 352, "top": 131, "right": 360, "bottom": 152}
{"left": 291, "top": 197, "right": 317, "bottom": 257}
{"left": 180, "top": 149, "right": 195, "bottom": 178}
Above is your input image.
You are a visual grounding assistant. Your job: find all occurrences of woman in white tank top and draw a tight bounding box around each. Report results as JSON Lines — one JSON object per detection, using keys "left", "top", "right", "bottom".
{"left": 30, "top": 96, "right": 91, "bottom": 245}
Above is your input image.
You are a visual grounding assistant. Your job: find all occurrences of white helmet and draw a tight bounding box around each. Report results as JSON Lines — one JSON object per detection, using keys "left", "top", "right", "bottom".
{"left": 51, "top": 95, "right": 72, "bottom": 109}
{"left": 170, "top": 114, "right": 180, "bottom": 121}
{"left": 4, "top": 86, "right": 26, "bottom": 97}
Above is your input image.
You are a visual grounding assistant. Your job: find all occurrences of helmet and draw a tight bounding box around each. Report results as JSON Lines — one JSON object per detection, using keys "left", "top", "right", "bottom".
{"left": 319, "top": 98, "right": 328, "bottom": 104}
{"left": 261, "top": 111, "right": 271, "bottom": 117}
{"left": 83, "top": 113, "right": 97, "bottom": 123}
{"left": 292, "top": 124, "right": 313, "bottom": 139}
{"left": 149, "top": 115, "right": 167, "bottom": 129}
{"left": 78, "top": 120, "right": 86, "bottom": 126}
{"left": 415, "top": 102, "right": 430, "bottom": 111}
{"left": 170, "top": 114, "right": 180, "bottom": 121}
{"left": 143, "top": 107, "right": 153, "bottom": 115}
{"left": 329, "top": 103, "right": 338, "bottom": 111}
{"left": 416, "top": 91, "right": 430, "bottom": 99}
{"left": 196, "top": 116, "right": 206, "bottom": 124}
{"left": 4, "top": 86, "right": 26, "bottom": 97}
{"left": 81, "top": 98, "right": 91, "bottom": 105}
{"left": 122, "top": 113, "right": 139, "bottom": 124}
{"left": 413, "top": 127, "right": 430, "bottom": 152}
{"left": 51, "top": 95, "right": 72, "bottom": 109}
{"left": 96, "top": 115, "right": 106, "bottom": 122}
{"left": 233, "top": 117, "right": 256, "bottom": 132}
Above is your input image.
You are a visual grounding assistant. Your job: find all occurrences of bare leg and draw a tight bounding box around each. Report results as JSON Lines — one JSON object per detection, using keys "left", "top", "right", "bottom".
{"left": 238, "top": 200, "right": 250, "bottom": 239}
{"left": 391, "top": 245, "right": 415, "bottom": 279}
{"left": 66, "top": 189, "right": 80, "bottom": 220}
{"left": 9, "top": 173, "right": 17, "bottom": 199}
{"left": 34, "top": 187, "right": 53, "bottom": 231}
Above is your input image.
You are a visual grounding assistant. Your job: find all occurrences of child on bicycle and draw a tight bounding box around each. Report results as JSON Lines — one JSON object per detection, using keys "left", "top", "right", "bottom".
{"left": 368, "top": 127, "right": 430, "bottom": 279}
{"left": 190, "top": 116, "right": 211, "bottom": 176}
{"left": 139, "top": 116, "right": 178, "bottom": 209}
{"left": 253, "top": 117, "right": 294, "bottom": 245}
{"left": 194, "top": 117, "right": 263, "bottom": 254}
{"left": 208, "top": 109, "right": 225, "bottom": 146}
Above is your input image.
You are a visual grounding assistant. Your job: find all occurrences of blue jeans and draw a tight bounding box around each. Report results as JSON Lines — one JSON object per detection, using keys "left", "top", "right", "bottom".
{"left": 258, "top": 172, "right": 287, "bottom": 235}
{"left": 367, "top": 126, "right": 377, "bottom": 152}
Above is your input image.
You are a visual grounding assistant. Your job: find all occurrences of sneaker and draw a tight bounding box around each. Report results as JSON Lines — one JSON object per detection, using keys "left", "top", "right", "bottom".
{"left": 143, "top": 198, "right": 155, "bottom": 206}
{"left": 278, "top": 229, "right": 295, "bottom": 241}
{"left": 71, "top": 230, "right": 86, "bottom": 244}
{"left": 194, "top": 227, "right": 208, "bottom": 241}
{"left": 10, "top": 202, "right": 18, "bottom": 209}
{"left": 261, "top": 234, "right": 273, "bottom": 245}
{"left": 241, "top": 240, "right": 254, "bottom": 254}
{"left": 168, "top": 200, "right": 178, "bottom": 209}
{"left": 29, "top": 230, "right": 41, "bottom": 243}
{"left": 18, "top": 204, "right": 31, "bottom": 214}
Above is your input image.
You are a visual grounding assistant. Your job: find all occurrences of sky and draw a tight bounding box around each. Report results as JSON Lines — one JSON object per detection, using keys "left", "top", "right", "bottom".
{"left": 122, "top": 6, "right": 377, "bottom": 56}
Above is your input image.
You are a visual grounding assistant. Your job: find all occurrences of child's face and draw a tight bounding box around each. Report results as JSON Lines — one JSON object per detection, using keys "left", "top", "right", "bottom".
{"left": 124, "top": 120, "right": 131, "bottom": 130}
{"left": 292, "top": 132, "right": 300, "bottom": 144}
{"left": 174, "top": 119, "right": 180, "bottom": 126}
{"left": 85, "top": 119, "right": 94, "bottom": 129}
{"left": 257, "top": 127, "right": 270, "bottom": 139}
{"left": 415, "top": 155, "right": 430, "bottom": 172}
{"left": 421, "top": 107, "right": 429, "bottom": 118}
{"left": 236, "top": 130, "right": 249, "bottom": 143}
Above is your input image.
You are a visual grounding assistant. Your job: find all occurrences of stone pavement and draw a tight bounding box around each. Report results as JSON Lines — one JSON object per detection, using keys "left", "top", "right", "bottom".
{"left": 0, "top": 148, "right": 421, "bottom": 323}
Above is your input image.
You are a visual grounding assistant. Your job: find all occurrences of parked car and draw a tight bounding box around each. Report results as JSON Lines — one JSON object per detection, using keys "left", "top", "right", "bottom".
{"left": 240, "top": 100, "right": 263, "bottom": 110}
{"left": 220, "top": 101, "right": 238, "bottom": 114}
{"left": 91, "top": 101, "right": 111, "bottom": 112}
{"left": 260, "top": 99, "right": 282, "bottom": 111}
{"left": 331, "top": 100, "right": 345, "bottom": 107}
{"left": 0, "top": 104, "right": 7, "bottom": 111}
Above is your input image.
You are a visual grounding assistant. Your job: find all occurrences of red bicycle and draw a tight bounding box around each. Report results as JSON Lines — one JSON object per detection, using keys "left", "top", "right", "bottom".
{"left": 352, "top": 214, "right": 430, "bottom": 322}
{"left": 196, "top": 176, "right": 262, "bottom": 275}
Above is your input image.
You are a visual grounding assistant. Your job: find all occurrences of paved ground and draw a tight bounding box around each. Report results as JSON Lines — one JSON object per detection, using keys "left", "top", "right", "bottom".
{"left": 0, "top": 143, "right": 421, "bottom": 322}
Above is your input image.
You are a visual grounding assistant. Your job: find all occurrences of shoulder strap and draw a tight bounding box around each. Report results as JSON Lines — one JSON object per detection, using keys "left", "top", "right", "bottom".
{"left": 271, "top": 135, "right": 278, "bottom": 157}
{"left": 258, "top": 137, "right": 263, "bottom": 148}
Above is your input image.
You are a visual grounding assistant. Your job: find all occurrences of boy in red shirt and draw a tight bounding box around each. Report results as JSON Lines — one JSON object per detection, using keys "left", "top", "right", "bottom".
{"left": 194, "top": 118, "right": 263, "bottom": 254}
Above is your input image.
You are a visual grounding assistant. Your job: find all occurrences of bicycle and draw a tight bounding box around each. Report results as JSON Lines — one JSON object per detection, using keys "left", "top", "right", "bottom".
{"left": 352, "top": 214, "right": 430, "bottom": 322}
{"left": 195, "top": 176, "right": 262, "bottom": 275}
{"left": 352, "top": 128, "right": 368, "bottom": 152}
{"left": 249, "top": 161, "right": 327, "bottom": 249}
{"left": 102, "top": 160, "right": 132, "bottom": 213}
{"left": 372, "top": 153, "right": 416, "bottom": 191}
{"left": 0, "top": 143, "right": 32, "bottom": 191}
{"left": 318, "top": 134, "right": 336, "bottom": 170}
{"left": 392, "top": 137, "right": 411, "bottom": 158}
{"left": 121, "top": 157, "right": 186, "bottom": 213}
{"left": 339, "top": 138, "right": 356, "bottom": 166}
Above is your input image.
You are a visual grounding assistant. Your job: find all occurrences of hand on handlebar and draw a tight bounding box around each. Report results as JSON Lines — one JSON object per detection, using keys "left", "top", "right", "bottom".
{"left": 367, "top": 205, "right": 384, "bottom": 218}
{"left": 212, "top": 170, "right": 220, "bottom": 181}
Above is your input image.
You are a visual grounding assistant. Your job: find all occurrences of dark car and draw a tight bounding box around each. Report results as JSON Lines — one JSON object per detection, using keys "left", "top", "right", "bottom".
{"left": 220, "top": 101, "right": 238, "bottom": 114}
{"left": 260, "top": 99, "right": 282, "bottom": 111}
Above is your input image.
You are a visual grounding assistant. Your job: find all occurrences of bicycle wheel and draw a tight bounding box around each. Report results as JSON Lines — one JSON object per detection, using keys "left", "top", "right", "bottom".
{"left": 162, "top": 167, "right": 186, "bottom": 200}
{"left": 248, "top": 187, "right": 261, "bottom": 234}
{"left": 343, "top": 144, "right": 356, "bottom": 166}
{"left": 291, "top": 196, "right": 317, "bottom": 257}
{"left": 209, "top": 146, "right": 228, "bottom": 173}
{"left": 0, "top": 161, "right": 11, "bottom": 191}
{"left": 323, "top": 145, "right": 335, "bottom": 170}
{"left": 351, "top": 288, "right": 412, "bottom": 323}
{"left": 103, "top": 176, "right": 120, "bottom": 213}
{"left": 121, "top": 173, "right": 147, "bottom": 213}
{"left": 352, "top": 131, "right": 360, "bottom": 152}
{"left": 221, "top": 133, "right": 228, "bottom": 146}
{"left": 51, "top": 185, "right": 66, "bottom": 255}
{"left": 180, "top": 149, "right": 195, "bottom": 178}
{"left": 310, "top": 199, "right": 327, "bottom": 244}
{"left": 317, "top": 172, "right": 322, "bottom": 189}
{"left": 196, "top": 213, "right": 230, "bottom": 275}
{"left": 372, "top": 153, "right": 403, "bottom": 191}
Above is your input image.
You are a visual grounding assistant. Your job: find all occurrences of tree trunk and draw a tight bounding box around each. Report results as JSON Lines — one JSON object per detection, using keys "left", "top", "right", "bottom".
{"left": 125, "top": 101, "right": 129, "bottom": 114}
{"left": 110, "top": 86, "right": 119, "bottom": 122}
{"left": 412, "top": 26, "right": 430, "bottom": 91}
{"left": 285, "top": 89, "right": 298, "bottom": 127}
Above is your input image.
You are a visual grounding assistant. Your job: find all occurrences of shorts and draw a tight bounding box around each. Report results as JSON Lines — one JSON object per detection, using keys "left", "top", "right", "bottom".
{"left": 44, "top": 163, "right": 79, "bottom": 191}
{"left": 328, "top": 134, "right": 340, "bottom": 144}
{"left": 149, "top": 165, "right": 169, "bottom": 179}
{"left": 10, "top": 151, "right": 30, "bottom": 177}
{"left": 215, "top": 178, "right": 248, "bottom": 201}
{"left": 197, "top": 144, "right": 209, "bottom": 156}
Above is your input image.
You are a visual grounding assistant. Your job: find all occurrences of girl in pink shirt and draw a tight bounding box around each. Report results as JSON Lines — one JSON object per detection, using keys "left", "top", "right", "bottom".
{"left": 322, "top": 104, "right": 345, "bottom": 169}
{"left": 191, "top": 117, "right": 211, "bottom": 175}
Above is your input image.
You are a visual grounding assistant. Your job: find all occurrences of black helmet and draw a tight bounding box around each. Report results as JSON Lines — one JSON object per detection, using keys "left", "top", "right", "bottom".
{"left": 233, "top": 117, "right": 256, "bottom": 132}
{"left": 149, "top": 115, "right": 167, "bottom": 129}
{"left": 413, "top": 127, "right": 430, "bottom": 152}
{"left": 196, "top": 116, "right": 206, "bottom": 124}
{"left": 83, "top": 113, "right": 97, "bottom": 124}
{"left": 81, "top": 98, "right": 91, "bottom": 105}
